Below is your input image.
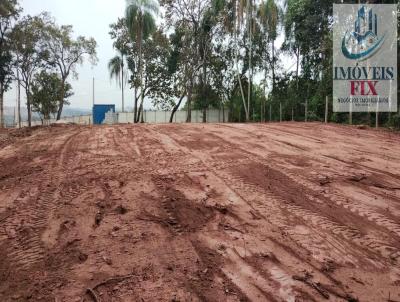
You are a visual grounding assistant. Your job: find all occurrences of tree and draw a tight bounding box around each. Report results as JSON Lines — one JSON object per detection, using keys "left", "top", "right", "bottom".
{"left": 225, "top": 0, "right": 246, "bottom": 121}
{"left": 142, "top": 31, "right": 174, "bottom": 111}
{"left": 109, "top": 18, "right": 137, "bottom": 116}
{"left": 258, "top": 0, "right": 279, "bottom": 120}
{"left": 11, "top": 14, "right": 49, "bottom": 127}
{"left": 41, "top": 22, "right": 97, "bottom": 120}
{"left": 108, "top": 51, "right": 127, "bottom": 112}
{"left": 0, "top": 0, "right": 19, "bottom": 128}
{"left": 126, "top": 0, "right": 158, "bottom": 123}
{"left": 31, "top": 70, "right": 73, "bottom": 123}
{"left": 110, "top": 18, "right": 174, "bottom": 122}
{"left": 160, "top": 0, "right": 212, "bottom": 122}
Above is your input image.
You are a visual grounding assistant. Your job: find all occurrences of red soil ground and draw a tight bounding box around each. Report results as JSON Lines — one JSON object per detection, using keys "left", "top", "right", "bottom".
{"left": 0, "top": 123, "right": 399, "bottom": 302}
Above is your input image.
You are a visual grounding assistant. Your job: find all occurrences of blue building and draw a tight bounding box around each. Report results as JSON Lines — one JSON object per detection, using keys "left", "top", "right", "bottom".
{"left": 93, "top": 104, "right": 115, "bottom": 125}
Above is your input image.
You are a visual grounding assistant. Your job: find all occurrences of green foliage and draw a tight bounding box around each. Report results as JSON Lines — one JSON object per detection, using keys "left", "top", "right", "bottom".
{"left": 108, "top": 55, "right": 124, "bottom": 87}
{"left": 0, "top": 0, "right": 19, "bottom": 99}
{"left": 125, "top": 0, "right": 158, "bottom": 121}
{"left": 126, "top": 0, "right": 158, "bottom": 41}
{"left": 41, "top": 21, "right": 97, "bottom": 119}
{"left": 31, "top": 71, "right": 73, "bottom": 121}
{"left": 113, "top": 0, "right": 400, "bottom": 128}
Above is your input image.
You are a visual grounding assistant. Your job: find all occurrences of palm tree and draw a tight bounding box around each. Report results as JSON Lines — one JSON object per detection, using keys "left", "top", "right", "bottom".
{"left": 125, "top": 0, "right": 158, "bottom": 123}
{"left": 108, "top": 51, "right": 127, "bottom": 112}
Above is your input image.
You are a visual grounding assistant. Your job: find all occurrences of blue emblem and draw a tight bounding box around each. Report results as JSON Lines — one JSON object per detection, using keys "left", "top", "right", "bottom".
{"left": 342, "top": 6, "right": 386, "bottom": 61}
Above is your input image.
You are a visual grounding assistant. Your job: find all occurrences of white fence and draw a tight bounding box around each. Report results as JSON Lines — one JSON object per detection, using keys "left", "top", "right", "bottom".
{"left": 119, "top": 109, "right": 227, "bottom": 124}
{"left": 18, "top": 115, "right": 92, "bottom": 128}
{"left": 15, "top": 109, "right": 228, "bottom": 127}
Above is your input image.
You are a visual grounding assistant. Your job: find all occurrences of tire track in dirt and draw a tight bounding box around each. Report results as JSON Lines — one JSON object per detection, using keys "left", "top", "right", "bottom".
{"left": 146, "top": 126, "right": 359, "bottom": 301}
{"left": 200, "top": 124, "right": 400, "bottom": 263}
{"left": 2, "top": 124, "right": 399, "bottom": 302}
{"left": 159, "top": 125, "right": 400, "bottom": 267}
{"left": 1, "top": 129, "right": 83, "bottom": 270}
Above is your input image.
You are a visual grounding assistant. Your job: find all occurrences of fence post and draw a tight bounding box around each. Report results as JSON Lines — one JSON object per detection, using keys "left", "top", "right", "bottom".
{"left": 279, "top": 102, "right": 282, "bottom": 122}
{"left": 305, "top": 99, "right": 308, "bottom": 122}
{"left": 325, "top": 96, "right": 329, "bottom": 123}
{"left": 269, "top": 103, "right": 272, "bottom": 122}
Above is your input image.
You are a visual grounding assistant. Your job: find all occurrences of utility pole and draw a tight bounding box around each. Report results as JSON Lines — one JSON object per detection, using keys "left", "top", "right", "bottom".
{"left": 121, "top": 54, "right": 125, "bottom": 112}
{"left": 92, "top": 77, "right": 95, "bottom": 107}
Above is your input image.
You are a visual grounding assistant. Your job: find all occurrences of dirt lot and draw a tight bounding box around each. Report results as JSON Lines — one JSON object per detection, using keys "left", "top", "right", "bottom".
{"left": 0, "top": 123, "right": 400, "bottom": 302}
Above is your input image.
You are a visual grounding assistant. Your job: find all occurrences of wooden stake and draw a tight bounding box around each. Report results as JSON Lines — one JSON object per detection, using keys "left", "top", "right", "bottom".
{"left": 325, "top": 96, "right": 329, "bottom": 123}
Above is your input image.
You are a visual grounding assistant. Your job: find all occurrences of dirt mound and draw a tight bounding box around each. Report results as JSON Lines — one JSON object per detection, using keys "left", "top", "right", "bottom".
{"left": 0, "top": 123, "right": 399, "bottom": 301}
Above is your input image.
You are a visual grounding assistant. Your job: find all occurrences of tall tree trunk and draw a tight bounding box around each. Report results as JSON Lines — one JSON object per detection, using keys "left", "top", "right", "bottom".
{"left": 26, "top": 86, "right": 32, "bottom": 127}
{"left": 134, "top": 91, "right": 143, "bottom": 123}
{"left": 246, "top": 0, "right": 252, "bottom": 122}
{"left": 269, "top": 103, "right": 272, "bottom": 122}
{"left": 56, "top": 78, "right": 66, "bottom": 120}
{"left": 186, "top": 81, "right": 193, "bottom": 123}
{"left": 271, "top": 40, "right": 276, "bottom": 93}
{"left": 134, "top": 86, "right": 138, "bottom": 123}
{"left": 263, "top": 68, "right": 267, "bottom": 123}
{"left": 17, "top": 70, "right": 21, "bottom": 128}
{"left": 17, "top": 79, "right": 21, "bottom": 128}
{"left": 138, "top": 24, "right": 144, "bottom": 123}
{"left": 121, "top": 54, "right": 125, "bottom": 112}
{"left": 170, "top": 91, "right": 186, "bottom": 123}
{"left": 137, "top": 100, "right": 143, "bottom": 122}
{"left": 234, "top": 0, "right": 248, "bottom": 119}
{"left": 0, "top": 83, "right": 4, "bottom": 128}
{"left": 294, "top": 47, "right": 300, "bottom": 122}
{"left": 271, "top": 39, "right": 276, "bottom": 120}
{"left": 140, "top": 92, "right": 145, "bottom": 123}
{"left": 202, "top": 57, "right": 207, "bottom": 123}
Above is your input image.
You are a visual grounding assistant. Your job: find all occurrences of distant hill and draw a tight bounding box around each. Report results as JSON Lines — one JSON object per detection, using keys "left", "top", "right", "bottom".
{"left": 3, "top": 106, "right": 91, "bottom": 127}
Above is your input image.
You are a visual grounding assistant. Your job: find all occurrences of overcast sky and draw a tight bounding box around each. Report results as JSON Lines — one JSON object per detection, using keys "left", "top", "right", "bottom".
{"left": 4, "top": 0, "right": 295, "bottom": 112}
{"left": 5, "top": 0, "right": 135, "bottom": 111}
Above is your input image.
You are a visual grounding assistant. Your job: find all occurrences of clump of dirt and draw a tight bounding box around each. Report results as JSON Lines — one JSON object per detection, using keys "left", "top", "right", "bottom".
{"left": 150, "top": 175, "right": 216, "bottom": 233}
{"left": 115, "top": 205, "right": 128, "bottom": 215}
{"left": 188, "top": 240, "right": 250, "bottom": 301}
{"left": 161, "top": 186, "right": 215, "bottom": 233}
{"left": 45, "top": 240, "right": 88, "bottom": 270}
{"left": 0, "top": 127, "right": 34, "bottom": 149}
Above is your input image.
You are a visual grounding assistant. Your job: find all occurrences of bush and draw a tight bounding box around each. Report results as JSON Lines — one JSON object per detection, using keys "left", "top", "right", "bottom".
{"left": 388, "top": 114, "right": 400, "bottom": 129}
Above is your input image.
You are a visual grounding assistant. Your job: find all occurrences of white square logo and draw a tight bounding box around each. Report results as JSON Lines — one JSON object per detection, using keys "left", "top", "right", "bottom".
{"left": 333, "top": 4, "right": 398, "bottom": 112}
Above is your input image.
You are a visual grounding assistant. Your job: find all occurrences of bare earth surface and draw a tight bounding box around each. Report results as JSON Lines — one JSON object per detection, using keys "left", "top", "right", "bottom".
{"left": 1, "top": 123, "right": 400, "bottom": 302}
